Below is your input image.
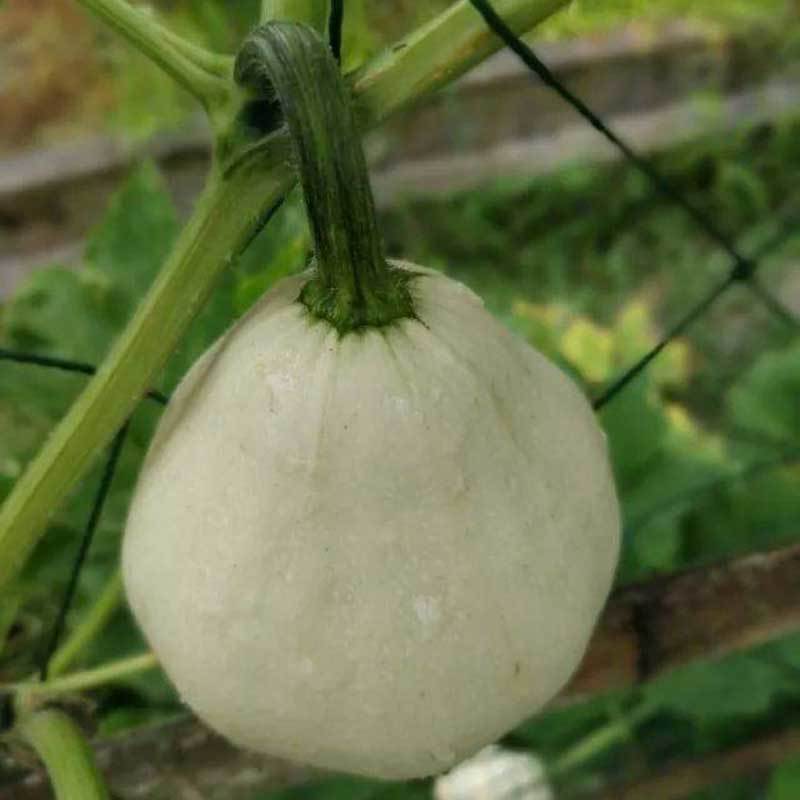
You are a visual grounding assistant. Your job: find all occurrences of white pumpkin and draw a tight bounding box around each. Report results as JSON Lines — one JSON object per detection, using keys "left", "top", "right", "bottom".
{"left": 123, "top": 262, "right": 620, "bottom": 780}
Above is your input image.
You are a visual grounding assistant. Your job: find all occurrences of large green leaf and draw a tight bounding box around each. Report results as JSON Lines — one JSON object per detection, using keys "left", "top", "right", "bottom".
{"left": 645, "top": 651, "right": 792, "bottom": 722}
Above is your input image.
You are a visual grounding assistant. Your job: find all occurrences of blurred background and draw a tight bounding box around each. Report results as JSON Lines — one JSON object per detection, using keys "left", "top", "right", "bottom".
{"left": 1, "top": 1, "right": 800, "bottom": 798}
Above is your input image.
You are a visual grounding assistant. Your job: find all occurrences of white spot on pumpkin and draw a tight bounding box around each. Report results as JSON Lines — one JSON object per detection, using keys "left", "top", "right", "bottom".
{"left": 299, "top": 657, "right": 314, "bottom": 676}
{"left": 414, "top": 596, "right": 442, "bottom": 627}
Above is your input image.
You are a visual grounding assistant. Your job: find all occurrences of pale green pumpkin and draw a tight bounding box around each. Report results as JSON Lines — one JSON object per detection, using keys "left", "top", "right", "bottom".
{"left": 123, "top": 262, "right": 619, "bottom": 779}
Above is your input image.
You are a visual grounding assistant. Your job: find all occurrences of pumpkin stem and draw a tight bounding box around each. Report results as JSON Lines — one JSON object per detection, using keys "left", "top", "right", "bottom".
{"left": 234, "top": 23, "right": 416, "bottom": 333}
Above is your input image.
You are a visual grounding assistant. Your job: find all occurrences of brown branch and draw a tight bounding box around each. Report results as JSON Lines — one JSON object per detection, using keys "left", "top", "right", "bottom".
{"left": 591, "top": 725, "right": 800, "bottom": 800}
{"left": 1, "top": 543, "right": 799, "bottom": 799}
{"left": 565, "top": 542, "right": 800, "bottom": 699}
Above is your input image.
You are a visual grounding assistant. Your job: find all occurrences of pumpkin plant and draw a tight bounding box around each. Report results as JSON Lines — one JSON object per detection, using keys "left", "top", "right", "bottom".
{"left": 0, "top": 0, "right": 620, "bottom": 793}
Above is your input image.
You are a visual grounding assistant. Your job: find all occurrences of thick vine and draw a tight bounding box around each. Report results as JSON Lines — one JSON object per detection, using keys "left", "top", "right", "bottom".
{"left": 236, "top": 23, "right": 416, "bottom": 332}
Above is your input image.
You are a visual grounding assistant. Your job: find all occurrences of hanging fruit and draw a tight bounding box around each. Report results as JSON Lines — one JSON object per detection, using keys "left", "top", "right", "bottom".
{"left": 122, "top": 20, "right": 620, "bottom": 781}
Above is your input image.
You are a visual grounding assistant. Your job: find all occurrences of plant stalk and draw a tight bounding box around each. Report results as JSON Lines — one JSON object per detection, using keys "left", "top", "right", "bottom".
{"left": 238, "top": 23, "right": 414, "bottom": 331}
{"left": 48, "top": 571, "right": 124, "bottom": 679}
{"left": 550, "top": 702, "right": 657, "bottom": 778}
{"left": 17, "top": 709, "right": 110, "bottom": 799}
{"left": 76, "top": 0, "right": 231, "bottom": 105}
{"left": 0, "top": 0, "right": 570, "bottom": 592}
{"left": 11, "top": 653, "right": 159, "bottom": 700}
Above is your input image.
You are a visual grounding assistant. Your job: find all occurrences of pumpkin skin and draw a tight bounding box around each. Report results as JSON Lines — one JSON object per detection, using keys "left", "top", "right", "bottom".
{"left": 122, "top": 262, "right": 620, "bottom": 780}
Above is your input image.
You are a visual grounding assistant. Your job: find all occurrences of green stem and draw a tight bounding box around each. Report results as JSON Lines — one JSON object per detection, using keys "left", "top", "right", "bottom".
{"left": 352, "top": 0, "right": 568, "bottom": 126}
{"left": 550, "top": 702, "right": 657, "bottom": 778}
{"left": 11, "top": 653, "right": 158, "bottom": 699}
{"left": 237, "top": 23, "right": 414, "bottom": 331}
{"left": 0, "top": 0, "right": 570, "bottom": 592}
{"left": 261, "top": 0, "right": 331, "bottom": 32}
{"left": 48, "top": 572, "right": 124, "bottom": 679}
{"left": 17, "top": 709, "right": 110, "bottom": 800}
{"left": 76, "top": 0, "right": 231, "bottom": 107}
{"left": 162, "top": 30, "right": 233, "bottom": 79}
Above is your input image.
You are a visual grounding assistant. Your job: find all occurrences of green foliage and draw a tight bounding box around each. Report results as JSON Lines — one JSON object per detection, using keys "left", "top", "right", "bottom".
{"left": 728, "top": 341, "right": 800, "bottom": 444}
{"left": 644, "top": 651, "right": 792, "bottom": 723}
{"left": 769, "top": 758, "right": 800, "bottom": 800}
{"left": 679, "top": 343, "right": 800, "bottom": 563}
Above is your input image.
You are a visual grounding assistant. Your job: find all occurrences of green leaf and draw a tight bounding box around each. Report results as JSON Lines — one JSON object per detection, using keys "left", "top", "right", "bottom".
{"left": 768, "top": 758, "right": 800, "bottom": 800}
{"left": 773, "top": 632, "right": 800, "bottom": 669}
{"left": 684, "top": 465, "right": 800, "bottom": 562}
{"left": 645, "top": 652, "right": 789, "bottom": 722}
{"left": 84, "top": 163, "right": 179, "bottom": 312}
{"left": 3, "top": 269, "right": 115, "bottom": 365}
{"left": 728, "top": 342, "right": 800, "bottom": 445}
{"left": 622, "top": 513, "right": 684, "bottom": 575}
{"left": 0, "top": 163, "right": 179, "bottom": 400}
